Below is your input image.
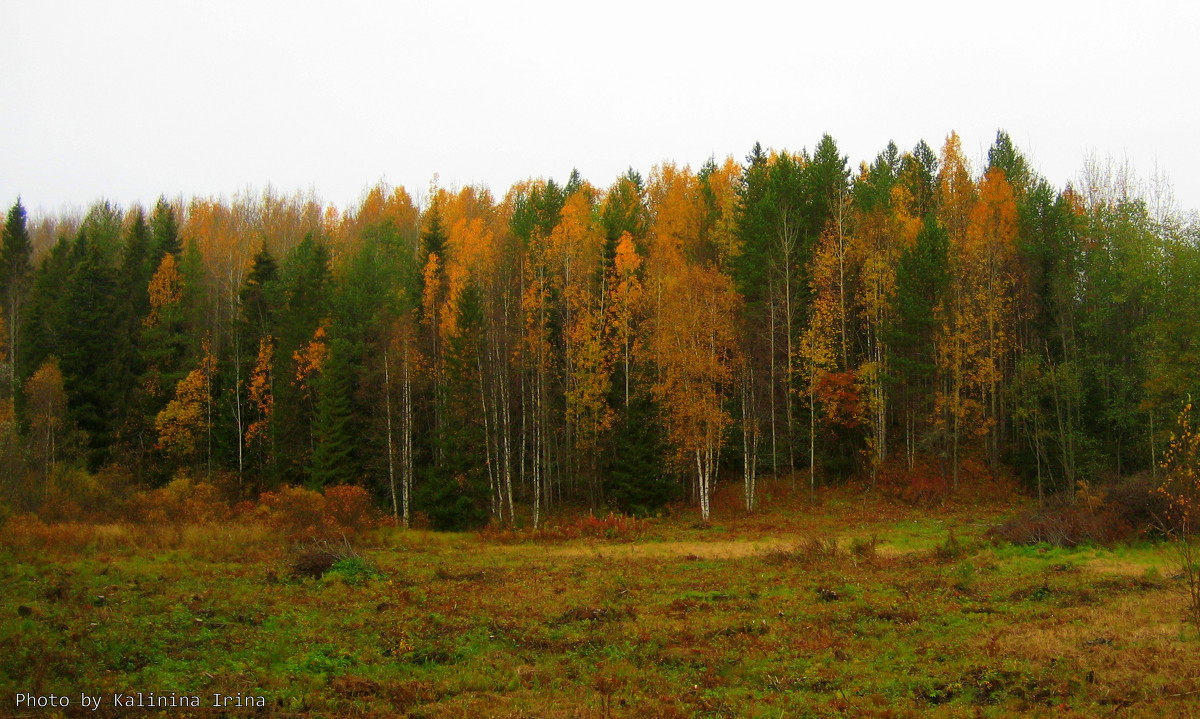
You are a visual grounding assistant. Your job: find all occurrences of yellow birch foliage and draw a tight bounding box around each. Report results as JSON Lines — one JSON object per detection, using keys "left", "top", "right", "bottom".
{"left": 548, "top": 190, "right": 612, "bottom": 452}
{"left": 521, "top": 253, "right": 553, "bottom": 373}
{"left": 964, "top": 166, "right": 1021, "bottom": 393}
{"left": 349, "top": 183, "right": 419, "bottom": 234}
{"left": 25, "top": 358, "right": 69, "bottom": 474}
{"left": 934, "top": 166, "right": 1020, "bottom": 446}
{"left": 937, "top": 131, "right": 976, "bottom": 245}
{"left": 851, "top": 172, "right": 911, "bottom": 466}
{"left": 607, "top": 233, "right": 644, "bottom": 398}
{"left": 155, "top": 342, "right": 216, "bottom": 460}
{"left": 246, "top": 336, "right": 274, "bottom": 445}
{"left": 547, "top": 191, "right": 603, "bottom": 292}
{"left": 292, "top": 322, "right": 330, "bottom": 401}
{"left": 421, "top": 252, "right": 443, "bottom": 335}
{"left": 801, "top": 223, "right": 853, "bottom": 423}
{"left": 704, "top": 156, "right": 744, "bottom": 267}
{"left": 647, "top": 163, "right": 703, "bottom": 258}
{"left": 1160, "top": 401, "right": 1200, "bottom": 532}
{"left": 649, "top": 249, "right": 740, "bottom": 465}
{"left": 144, "top": 253, "right": 183, "bottom": 327}
{"left": 441, "top": 217, "right": 496, "bottom": 342}
{"left": 565, "top": 299, "right": 614, "bottom": 452}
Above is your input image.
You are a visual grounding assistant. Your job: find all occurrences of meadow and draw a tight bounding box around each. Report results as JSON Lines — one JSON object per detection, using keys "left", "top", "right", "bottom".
{"left": 2, "top": 480, "right": 1198, "bottom": 719}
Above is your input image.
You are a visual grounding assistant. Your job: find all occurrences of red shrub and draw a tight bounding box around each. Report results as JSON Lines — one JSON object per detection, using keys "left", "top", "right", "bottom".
{"left": 323, "top": 485, "right": 378, "bottom": 533}
{"left": 253, "top": 484, "right": 378, "bottom": 540}
{"left": 878, "top": 457, "right": 952, "bottom": 507}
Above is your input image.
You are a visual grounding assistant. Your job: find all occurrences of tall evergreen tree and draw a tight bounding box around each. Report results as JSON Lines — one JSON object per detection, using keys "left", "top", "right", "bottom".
{"left": 419, "top": 281, "right": 489, "bottom": 530}
{"left": 1, "top": 199, "right": 33, "bottom": 398}
{"left": 57, "top": 232, "right": 126, "bottom": 469}
{"left": 309, "top": 337, "right": 359, "bottom": 488}
{"left": 272, "top": 233, "right": 332, "bottom": 482}
{"left": 149, "top": 196, "right": 181, "bottom": 262}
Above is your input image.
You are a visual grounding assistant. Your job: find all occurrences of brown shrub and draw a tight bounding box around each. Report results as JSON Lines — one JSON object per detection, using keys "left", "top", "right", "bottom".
{"left": 255, "top": 485, "right": 328, "bottom": 540}
{"left": 878, "top": 457, "right": 951, "bottom": 507}
{"left": 989, "top": 477, "right": 1165, "bottom": 547}
{"left": 39, "top": 465, "right": 134, "bottom": 521}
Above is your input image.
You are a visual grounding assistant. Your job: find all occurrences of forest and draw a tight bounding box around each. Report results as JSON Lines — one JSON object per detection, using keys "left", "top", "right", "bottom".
{"left": 1, "top": 129, "right": 1198, "bottom": 529}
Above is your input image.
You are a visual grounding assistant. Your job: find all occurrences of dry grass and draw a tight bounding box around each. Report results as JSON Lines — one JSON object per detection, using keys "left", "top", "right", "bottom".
{"left": 991, "top": 588, "right": 1199, "bottom": 709}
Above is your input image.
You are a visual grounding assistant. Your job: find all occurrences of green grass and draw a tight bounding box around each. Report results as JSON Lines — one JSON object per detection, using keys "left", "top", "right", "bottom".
{"left": 3, "top": 489, "right": 1199, "bottom": 718}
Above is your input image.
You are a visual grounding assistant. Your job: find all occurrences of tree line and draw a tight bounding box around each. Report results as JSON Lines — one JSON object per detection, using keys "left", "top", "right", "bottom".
{"left": 2, "top": 130, "right": 1197, "bottom": 527}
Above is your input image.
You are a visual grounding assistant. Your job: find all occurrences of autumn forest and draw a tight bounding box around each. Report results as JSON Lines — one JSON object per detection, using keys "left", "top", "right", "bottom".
{"left": 2, "top": 130, "right": 1198, "bottom": 528}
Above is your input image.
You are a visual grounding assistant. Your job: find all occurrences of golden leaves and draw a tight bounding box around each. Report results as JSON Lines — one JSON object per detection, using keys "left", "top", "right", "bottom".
{"left": 155, "top": 339, "right": 216, "bottom": 461}
{"left": 246, "top": 336, "right": 274, "bottom": 445}
{"left": 144, "top": 253, "right": 183, "bottom": 327}
{"left": 292, "top": 322, "right": 330, "bottom": 400}
{"left": 650, "top": 257, "right": 740, "bottom": 458}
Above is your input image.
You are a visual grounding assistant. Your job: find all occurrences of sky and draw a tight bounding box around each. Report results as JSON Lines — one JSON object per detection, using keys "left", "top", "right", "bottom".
{"left": 2, "top": 1, "right": 1197, "bottom": 218}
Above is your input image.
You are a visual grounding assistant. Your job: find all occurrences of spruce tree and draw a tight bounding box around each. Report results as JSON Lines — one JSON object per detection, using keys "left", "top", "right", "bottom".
{"left": 605, "top": 395, "right": 675, "bottom": 516}
{"left": 309, "top": 338, "right": 358, "bottom": 488}
{"left": 1, "top": 199, "right": 33, "bottom": 397}
{"left": 149, "top": 196, "right": 181, "bottom": 262}
{"left": 419, "top": 282, "right": 489, "bottom": 530}
{"left": 273, "top": 233, "right": 332, "bottom": 482}
{"left": 58, "top": 233, "right": 125, "bottom": 469}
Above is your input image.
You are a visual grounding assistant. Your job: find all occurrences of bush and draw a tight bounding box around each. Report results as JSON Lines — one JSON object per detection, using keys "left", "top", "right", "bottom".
{"left": 256, "top": 485, "right": 329, "bottom": 540}
{"left": 878, "top": 457, "right": 951, "bottom": 507}
{"left": 254, "top": 484, "right": 380, "bottom": 541}
{"left": 126, "top": 474, "right": 228, "bottom": 524}
{"left": 988, "top": 477, "right": 1166, "bottom": 547}
{"left": 324, "top": 556, "right": 384, "bottom": 585}
{"left": 323, "top": 485, "right": 377, "bottom": 533}
{"left": 38, "top": 464, "right": 135, "bottom": 521}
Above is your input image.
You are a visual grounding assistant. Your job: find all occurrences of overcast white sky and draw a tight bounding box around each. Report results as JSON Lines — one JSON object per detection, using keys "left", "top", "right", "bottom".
{"left": 2, "top": 1, "right": 1196, "bottom": 217}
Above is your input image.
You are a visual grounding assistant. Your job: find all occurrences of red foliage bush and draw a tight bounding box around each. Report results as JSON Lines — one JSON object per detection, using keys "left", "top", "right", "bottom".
{"left": 323, "top": 485, "right": 377, "bottom": 533}
{"left": 251, "top": 484, "right": 379, "bottom": 540}
{"left": 816, "top": 370, "right": 863, "bottom": 429}
{"left": 878, "top": 458, "right": 951, "bottom": 507}
{"left": 253, "top": 485, "right": 328, "bottom": 539}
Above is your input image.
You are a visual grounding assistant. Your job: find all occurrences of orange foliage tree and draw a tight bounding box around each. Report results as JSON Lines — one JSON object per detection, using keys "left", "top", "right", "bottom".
{"left": 156, "top": 339, "right": 217, "bottom": 470}
{"left": 935, "top": 162, "right": 1021, "bottom": 485}
{"left": 25, "top": 358, "right": 69, "bottom": 484}
{"left": 245, "top": 335, "right": 274, "bottom": 465}
{"left": 650, "top": 249, "right": 740, "bottom": 522}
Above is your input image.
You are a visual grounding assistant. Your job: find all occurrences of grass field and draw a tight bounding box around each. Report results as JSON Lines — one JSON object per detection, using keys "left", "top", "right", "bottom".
{"left": 3, "top": 482, "right": 1199, "bottom": 718}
